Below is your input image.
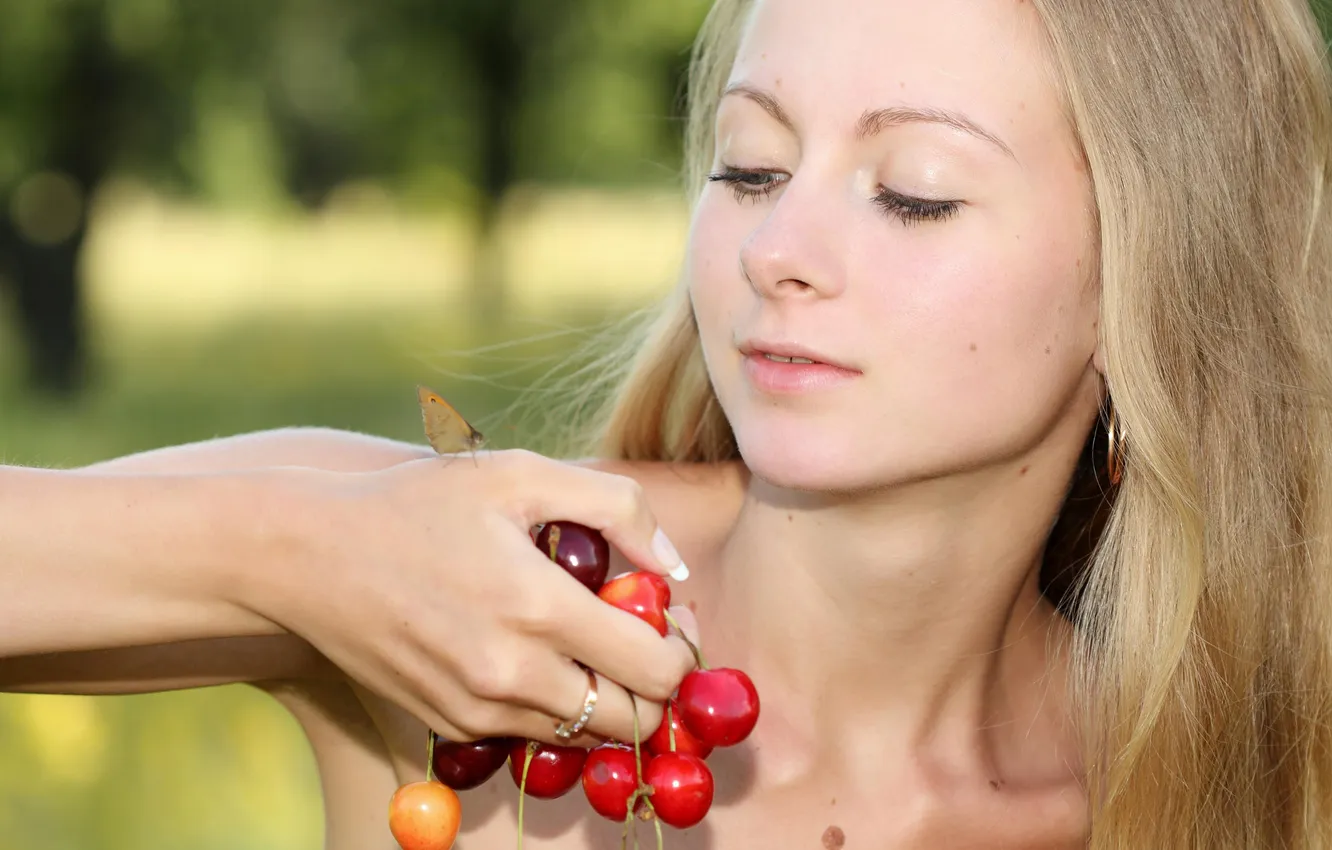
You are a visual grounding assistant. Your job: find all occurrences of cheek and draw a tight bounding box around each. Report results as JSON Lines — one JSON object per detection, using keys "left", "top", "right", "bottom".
{"left": 887, "top": 237, "right": 1094, "bottom": 364}
{"left": 685, "top": 196, "right": 750, "bottom": 341}
{"left": 855, "top": 217, "right": 1098, "bottom": 449}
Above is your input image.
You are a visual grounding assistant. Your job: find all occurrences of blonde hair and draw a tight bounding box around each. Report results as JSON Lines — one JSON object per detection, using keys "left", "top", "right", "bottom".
{"left": 579, "top": 0, "right": 1332, "bottom": 845}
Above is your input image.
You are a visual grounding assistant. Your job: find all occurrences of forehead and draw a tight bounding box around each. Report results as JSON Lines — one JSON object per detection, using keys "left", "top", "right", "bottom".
{"left": 727, "top": 0, "right": 1068, "bottom": 154}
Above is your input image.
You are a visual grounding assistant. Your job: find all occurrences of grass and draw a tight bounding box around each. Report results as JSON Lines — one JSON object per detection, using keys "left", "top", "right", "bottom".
{"left": 0, "top": 297, "right": 650, "bottom": 849}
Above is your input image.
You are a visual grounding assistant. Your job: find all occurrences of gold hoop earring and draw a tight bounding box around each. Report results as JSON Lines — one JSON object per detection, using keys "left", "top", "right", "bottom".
{"left": 1105, "top": 404, "right": 1125, "bottom": 486}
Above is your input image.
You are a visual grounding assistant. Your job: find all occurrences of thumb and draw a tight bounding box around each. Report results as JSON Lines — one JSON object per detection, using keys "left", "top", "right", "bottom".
{"left": 667, "top": 605, "right": 701, "bottom": 650}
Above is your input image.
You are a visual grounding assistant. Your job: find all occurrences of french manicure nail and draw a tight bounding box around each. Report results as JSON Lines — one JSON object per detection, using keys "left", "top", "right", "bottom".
{"left": 670, "top": 562, "right": 690, "bottom": 581}
{"left": 653, "top": 527, "right": 685, "bottom": 577}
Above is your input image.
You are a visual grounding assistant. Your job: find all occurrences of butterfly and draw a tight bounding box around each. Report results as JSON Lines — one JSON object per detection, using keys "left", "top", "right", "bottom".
{"left": 417, "top": 385, "right": 486, "bottom": 454}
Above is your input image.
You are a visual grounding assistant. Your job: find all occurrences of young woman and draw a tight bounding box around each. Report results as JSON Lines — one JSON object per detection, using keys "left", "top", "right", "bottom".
{"left": 7, "top": 0, "right": 1332, "bottom": 846}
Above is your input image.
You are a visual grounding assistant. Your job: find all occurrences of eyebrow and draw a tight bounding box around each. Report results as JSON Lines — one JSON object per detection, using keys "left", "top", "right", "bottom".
{"left": 720, "top": 83, "right": 1017, "bottom": 162}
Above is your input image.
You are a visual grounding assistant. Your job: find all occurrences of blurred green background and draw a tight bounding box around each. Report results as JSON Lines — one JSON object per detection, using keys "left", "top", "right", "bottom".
{"left": 0, "top": 0, "right": 708, "bottom": 846}
{"left": 4, "top": 1, "right": 1332, "bottom": 847}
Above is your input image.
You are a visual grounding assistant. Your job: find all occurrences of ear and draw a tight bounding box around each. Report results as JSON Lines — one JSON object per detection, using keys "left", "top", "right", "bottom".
{"left": 1092, "top": 336, "right": 1107, "bottom": 378}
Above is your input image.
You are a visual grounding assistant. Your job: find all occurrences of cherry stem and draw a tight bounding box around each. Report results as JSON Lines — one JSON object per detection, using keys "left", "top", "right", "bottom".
{"left": 632, "top": 698, "right": 644, "bottom": 786}
{"left": 667, "top": 704, "right": 677, "bottom": 753}
{"left": 425, "top": 729, "right": 436, "bottom": 782}
{"left": 517, "top": 740, "right": 537, "bottom": 850}
{"left": 663, "top": 611, "right": 708, "bottom": 670}
{"left": 626, "top": 696, "right": 660, "bottom": 850}
{"left": 547, "top": 524, "right": 561, "bottom": 561}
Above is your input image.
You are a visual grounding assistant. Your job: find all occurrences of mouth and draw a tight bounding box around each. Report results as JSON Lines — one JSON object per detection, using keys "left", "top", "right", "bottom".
{"left": 736, "top": 339, "right": 862, "bottom": 394}
{"left": 759, "top": 352, "right": 818, "bottom": 365}
{"left": 738, "top": 340, "right": 858, "bottom": 372}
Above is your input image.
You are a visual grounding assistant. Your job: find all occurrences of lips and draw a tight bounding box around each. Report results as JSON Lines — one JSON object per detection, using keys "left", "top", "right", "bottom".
{"left": 737, "top": 339, "right": 858, "bottom": 372}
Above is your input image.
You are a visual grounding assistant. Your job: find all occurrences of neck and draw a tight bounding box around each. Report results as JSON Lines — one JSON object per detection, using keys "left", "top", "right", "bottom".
{"left": 695, "top": 446, "right": 1085, "bottom": 787}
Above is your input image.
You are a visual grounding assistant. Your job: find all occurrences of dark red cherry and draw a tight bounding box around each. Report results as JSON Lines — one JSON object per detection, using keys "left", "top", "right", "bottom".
{"left": 535, "top": 521, "right": 611, "bottom": 592}
{"left": 430, "top": 733, "right": 513, "bottom": 790}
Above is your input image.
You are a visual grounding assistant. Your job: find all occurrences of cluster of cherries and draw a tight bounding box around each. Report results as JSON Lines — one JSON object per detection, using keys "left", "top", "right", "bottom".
{"left": 388, "top": 520, "right": 761, "bottom": 850}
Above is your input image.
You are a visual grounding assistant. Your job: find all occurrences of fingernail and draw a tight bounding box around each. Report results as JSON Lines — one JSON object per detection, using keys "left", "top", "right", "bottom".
{"left": 652, "top": 527, "right": 686, "bottom": 578}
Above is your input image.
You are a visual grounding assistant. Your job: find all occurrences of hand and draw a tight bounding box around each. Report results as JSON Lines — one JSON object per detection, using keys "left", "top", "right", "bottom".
{"left": 238, "top": 449, "right": 698, "bottom": 746}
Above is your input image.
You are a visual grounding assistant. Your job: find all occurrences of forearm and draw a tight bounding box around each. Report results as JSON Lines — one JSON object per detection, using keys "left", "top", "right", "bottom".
{"left": 0, "top": 465, "right": 291, "bottom": 658}
{"left": 0, "top": 427, "right": 431, "bottom": 692}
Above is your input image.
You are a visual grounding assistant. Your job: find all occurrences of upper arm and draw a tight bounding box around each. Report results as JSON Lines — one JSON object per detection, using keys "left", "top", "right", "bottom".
{"left": 0, "top": 635, "right": 339, "bottom": 695}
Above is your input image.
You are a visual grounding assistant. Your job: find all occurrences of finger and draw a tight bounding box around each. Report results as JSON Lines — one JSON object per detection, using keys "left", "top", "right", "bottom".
{"left": 578, "top": 670, "right": 667, "bottom": 746}
{"left": 435, "top": 656, "right": 655, "bottom": 749}
{"left": 541, "top": 578, "right": 698, "bottom": 702}
{"left": 500, "top": 452, "right": 689, "bottom": 581}
{"left": 399, "top": 642, "right": 662, "bottom": 749}
{"left": 516, "top": 662, "right": 666, "bottom": 747}
{"left": 363, "top": 664, "right": 479, "bottom": 745}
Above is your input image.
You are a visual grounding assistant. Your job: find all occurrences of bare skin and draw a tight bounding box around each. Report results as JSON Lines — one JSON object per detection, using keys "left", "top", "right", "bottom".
{"left": 2, "top": 439, "right": 1086, "bottom": 849}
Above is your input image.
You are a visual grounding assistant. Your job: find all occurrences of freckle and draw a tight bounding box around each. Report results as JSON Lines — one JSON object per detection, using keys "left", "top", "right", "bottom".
{"left": 1044, "top": 346, "right": 1052, "bottom": 354}
{"left": 775, "top": 77, "right": 782, "bottom": 87}
{"left": 1020, "top": 466, "right": 1030, "bottom": 476}
{"left": 787, "top": 513, "right": 794, "bottom": 522}
{"left": 969, "top": 343, "right": 977, "bottom": 352}
{"left": 831, "top": 798, "right": 836, "bottom": 806}
{"left": 1076, "top": 259, "right": 1082, "bottom": 268}
{"left": 822, "top": 825, "right": 846, "bottom": 849}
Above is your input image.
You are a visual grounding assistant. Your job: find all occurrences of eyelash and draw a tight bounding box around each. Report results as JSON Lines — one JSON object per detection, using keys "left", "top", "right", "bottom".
{"left": 705, "top": 167, "right": 961, "bottom": 225}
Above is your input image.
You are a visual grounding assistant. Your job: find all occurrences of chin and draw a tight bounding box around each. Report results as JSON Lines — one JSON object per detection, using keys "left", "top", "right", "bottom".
{"left": 732, "top": 427, "right": 880, "bottom": 494}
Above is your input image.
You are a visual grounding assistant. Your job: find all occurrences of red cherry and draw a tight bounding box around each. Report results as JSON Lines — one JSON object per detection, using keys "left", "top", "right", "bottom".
{"left": 387, "top": 780, "right": 461, "bottom": 850}
{"left": 535, "top": 521, "right": 611, "bottom": 593}
{"left": 507, "top": 739, "right": 588, "bottom": 799}
{"left": 644, "top": 752, "right": 713, "bottom": 829}
{"left": 677, "top": 668, "right": 760, "bottom": 747}
{"left": 597, "top": 571, "right": 671, "bottom": 636}
{"left": 646, "top": 699, "right": 713, "bottom": 759}
{"left": 431, "top": 734, "right": 513, "bottom": 790}
{"left": 580, "top": 743, "right": 646, "bottom": 821}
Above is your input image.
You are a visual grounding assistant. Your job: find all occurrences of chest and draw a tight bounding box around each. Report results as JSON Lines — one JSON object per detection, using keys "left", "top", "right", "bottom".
{"left": 451, "top": 761, "right": 1088, "bottom": 850}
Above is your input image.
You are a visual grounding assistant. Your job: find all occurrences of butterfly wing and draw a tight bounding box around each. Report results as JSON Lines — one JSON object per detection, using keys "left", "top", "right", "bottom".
{"left": 417, "top": 385, "right": 486, "bottom": 454}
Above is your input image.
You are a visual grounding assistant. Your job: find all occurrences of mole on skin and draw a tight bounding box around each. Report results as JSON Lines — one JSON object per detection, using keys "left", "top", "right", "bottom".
{"left": 822, "top": 825, "right": 846, "bottom": 849}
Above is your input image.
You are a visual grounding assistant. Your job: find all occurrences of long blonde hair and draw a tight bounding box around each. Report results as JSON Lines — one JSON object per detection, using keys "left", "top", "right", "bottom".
{"left": 580, "top": 0, "right": 1332, "bottom": 845}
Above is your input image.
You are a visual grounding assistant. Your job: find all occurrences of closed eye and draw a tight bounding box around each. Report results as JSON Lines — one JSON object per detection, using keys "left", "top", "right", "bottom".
{"left": 872, "top": 187, "right": 961, "bottom": 225}
{"left": 706, "top": 167, "right": 787, "bottom": 204}
{"left": 707, "top": 166, "right": 962, "bottom": 226}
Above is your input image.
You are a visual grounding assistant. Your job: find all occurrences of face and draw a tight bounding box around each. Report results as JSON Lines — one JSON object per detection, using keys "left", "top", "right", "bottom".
{"left": 687, "top": 0, "right": 1102, "bottom": 493}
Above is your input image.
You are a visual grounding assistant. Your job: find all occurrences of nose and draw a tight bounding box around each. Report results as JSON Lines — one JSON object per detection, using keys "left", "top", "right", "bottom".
{"left": 738, "top": 179, "right": 847, "bottom": 301}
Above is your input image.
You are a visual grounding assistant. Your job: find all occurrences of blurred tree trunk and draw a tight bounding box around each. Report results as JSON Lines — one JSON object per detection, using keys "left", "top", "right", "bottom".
{"left": 466, "top": 16, "right": 525, "bottom": 327}
{"left": 0, "top": 0, "right": 117, "bottom": 397}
